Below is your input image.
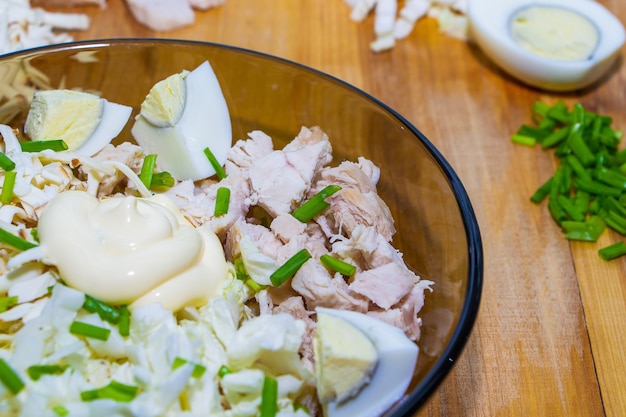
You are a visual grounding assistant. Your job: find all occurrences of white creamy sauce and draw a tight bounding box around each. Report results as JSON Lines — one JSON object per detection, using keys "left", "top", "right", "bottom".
{"left": 37, "top": 190, "right": 228, "bottom": 311}
{"left": 510, "top": 6, "right": 599, "bottom": 61}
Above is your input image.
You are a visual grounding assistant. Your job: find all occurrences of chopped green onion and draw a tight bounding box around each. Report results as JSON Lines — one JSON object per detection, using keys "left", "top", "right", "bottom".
{"left": 234, "top": 258, "right": 266, "bottom": 291}
{"left": 530, "top": 177, "right": 553, "bottom": 204}
{"left": 30, "top": 228, "right": 39, "bottom": 243}
{"left": 574, "top": 178, "right": 622, "bottom": 197}
{"left": 516, "top": 101, "right": 626, "bottom": 259}
{"left": 82, "top": 295, "right": 121, "bottom": 324}
{"left": 81, "top": 380, "right": 139, "bottom": 402}
{"left": 601, "top": 211, "right": 626, "bottom": 235}
{"left": 320, "top": 254, "right": 357, "bottom": 277}
{"left": 599, "top": 241, "right": 626, "bottom": 260}
{"left": 0, "top": 295, "right": 18, "bottom": 313}
{"left": 556, "top": 195, "right": 585, "bottom": 222}
{"left": 511, "top": 134, "right": 536, "bottom": 147}
{"left": 541, "top": 127, "right": 569, "bottom": 149}
{"left": 214, "top": 187, "right": 230, "bottom": 217}
{"left": 568, "top": 129, "right": 595, "bottom": 167}
{"left": 203, "top": 147, "right": 227, "bottom": 180}
{"left": 260, "top": 376, "right": 278, "bottom": 417}
{"left": 139, "top": 154, "right": 157, "bottom": 189}
{"left": 564, "top": 154, "right": 591, "bottom": 182}
{"left": 0, "top": 227, "right": 38, "bottom": 251}
{"left": 27, "top": 364, "right": 68, "bottom": 381}
{"left": 150, "top": 171, "right": 175, "bottom": 189}
{"left": 69, "top": 321, "right": 111, "bottom": 341}
{"left": 217, "top": 365, "right": 232, "bottom": 378}
{"left": 118, "top": 305, "right": 130, "bottom": 337}
{"left": 595, "top": 166, "right": 626, "bottom": 189}
{"left": 0, "top": 358, "right": 25, "bottom": 394}
{"left": 292, "top": 185, "right": 342, "bottom": 222}
{"left": 172, "top": 357, "right": 207, "bottom": 378}
{"left": 270, "top": 249, "right": 312, "bottom": 286}
{"left": 20, "top": 140, "right": 68, "bottom": 153}
{"left": 1, "top": 171, "right": 16, "bottom": 204}
{"left": 0, "top": 152, "right": 15, "bottom": 171}
{"left": 52, "top": 405, "right": 69, "bottom": 416}
{"left": 561, "top": 217, "right": 605, "bottom": 242}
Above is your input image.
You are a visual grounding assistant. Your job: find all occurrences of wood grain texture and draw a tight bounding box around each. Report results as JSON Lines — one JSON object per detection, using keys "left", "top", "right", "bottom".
{"left": 47, "top": 1, "right": 626, "bottom": 415}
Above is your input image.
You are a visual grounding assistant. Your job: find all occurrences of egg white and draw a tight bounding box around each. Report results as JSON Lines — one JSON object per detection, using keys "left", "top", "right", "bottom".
{"left": 315, "top": 307, "right": 418, "bottom": 417}
{"left": 76, "top": 99, "right": 132, "bottom": 157}
{"left": 468, "top": 0, "right": 625, "bottom": 91}
{"left": 131, "top": 61, "right": 232, "bottom": 181}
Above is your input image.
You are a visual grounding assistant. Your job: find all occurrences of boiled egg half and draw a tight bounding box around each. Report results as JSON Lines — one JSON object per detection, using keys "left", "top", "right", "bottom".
{"left": 468, "top": 0, "right": 625, "bottom": 91}
{"left": 24, "top": 89, "right": 132, "bottom": 156}
{"left": 131, "top": 60, "right": 232, "bottom": 181}
{"left": 314, "top": 307, "right": 418, "bottom": 417}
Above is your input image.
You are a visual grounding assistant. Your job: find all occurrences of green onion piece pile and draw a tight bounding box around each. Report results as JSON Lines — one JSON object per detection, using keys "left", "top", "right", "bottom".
{"left": 513, "top": 101, "right": 626, "bottom": 259}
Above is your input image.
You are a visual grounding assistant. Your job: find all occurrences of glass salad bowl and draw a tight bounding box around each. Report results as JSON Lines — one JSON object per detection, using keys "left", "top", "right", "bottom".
{"left": 0, "top": 39, "right": 483, "bottom": 416}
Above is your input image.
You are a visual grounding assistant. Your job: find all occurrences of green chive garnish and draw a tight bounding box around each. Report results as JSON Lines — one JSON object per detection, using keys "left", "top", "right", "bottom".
{"left": 20, "top": 140, "right": 68, "bottom": 153}
{"left": 150, "top": 171, "right": 175, "bottom": 189}
{"left": 0, "top": 295, "right": 18, "bottom": 313}
{"left": 0, "top": 227, "right": 38, "bottom": 251}
{"left": 82, "top": 295, "right": 121, "bottom": 325}
{"left": 27, "top": 364, "right": 69, "bottom": 381}
{"left": 0, "top": 358, "right": 25, "bottom": 394}
{"left": 139, "top": 154, "right": 157, "bottom": 189}
{"left": 0, "top": 152, "right": 15, "bottom": 171}
{"left": 217, "top": 365, "right": 232, "bottom": 378}
{"left": 172, "top": 357, "right": 206, "bottom": 378}
{"left": 510, "top": 134, "right": 536, "bottom": 147}
{"left": 203, "top": 147, "right": 227, "bottom": 180}
{"left": 80, "top": 380, "right": 139, "bottom": 402}
{"left": 118, "top": 305, "right": 130, "bottom": 337}
{"left": 292, "top": 185, "right": 342, "bottom": 222}
{"left": 599, "top": 241, "right": 626, "bottom": 260}
{"left": 69, "top": 321, "right": 111, "bottom": 341}
{"left": 320, "top": 254, "right": 357, "bottom": 277}
{"left": 270, "top": 249, "right": 312, "bottom": 286}
{"left": 52, "top": 405, "right": 69, "bottom": 416}
{"left": 214, "top": 187, "right": 230, "bottom": 217}
{"left": 260, "top": 376, "right": 278, "bottom": 417}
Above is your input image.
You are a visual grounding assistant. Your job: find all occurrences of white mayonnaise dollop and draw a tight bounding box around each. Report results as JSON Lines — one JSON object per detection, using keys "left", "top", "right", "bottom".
{"left": 37, "top": 190, "right": 228, "bottom": 311}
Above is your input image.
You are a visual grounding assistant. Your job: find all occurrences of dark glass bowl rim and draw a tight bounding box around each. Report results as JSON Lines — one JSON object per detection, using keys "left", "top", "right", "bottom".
{"left": 0, "top": 38, "right": 484, "bottom": 415}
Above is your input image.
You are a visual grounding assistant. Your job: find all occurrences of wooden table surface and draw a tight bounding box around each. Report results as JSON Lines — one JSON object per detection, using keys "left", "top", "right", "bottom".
{"left": 45, "top": 1, "right": 626, "bottom": 416}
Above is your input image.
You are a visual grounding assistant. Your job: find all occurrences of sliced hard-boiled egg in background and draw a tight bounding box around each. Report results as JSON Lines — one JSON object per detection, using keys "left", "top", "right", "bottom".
{"left": 314, "top": 307, "right": 419, "bottom": 417}
{"left": 131, "top": 60, "right": 232, "bottom": 181}
{"left": 468, "top": 0, "right": 626, "bottom": 91}
{"left": 24, "top": 89, "right": 132, "bottom": 156}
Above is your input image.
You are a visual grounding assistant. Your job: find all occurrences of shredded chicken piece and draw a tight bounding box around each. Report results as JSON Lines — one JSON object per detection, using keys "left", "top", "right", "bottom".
{"left": 0, "top": 0, "right": 90, "bottom": 55}
{"left": 125, "top": 0, "right": 225, "bottom": 31}
{"left": 344, "top": 0, "right": 468, "bottom": 52}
